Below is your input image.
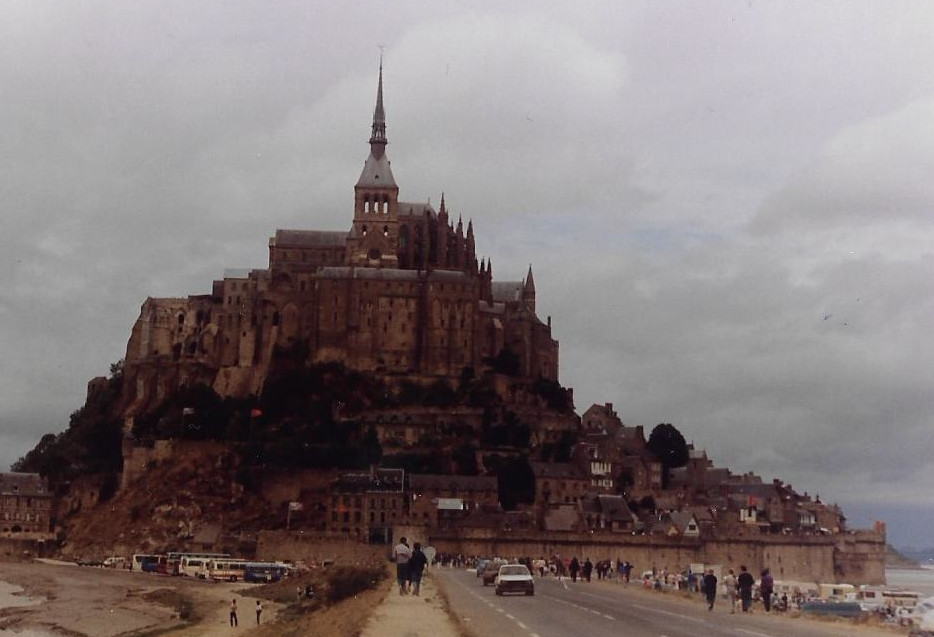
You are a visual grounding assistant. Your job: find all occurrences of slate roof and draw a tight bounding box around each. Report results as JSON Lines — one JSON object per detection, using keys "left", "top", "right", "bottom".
{"left": 491, "top": 281, "right": 524, "bottom": 302}
{"left": 668, "top": 511, "right": 699, "bottom": 534}
{"left": 597, "top": 495, "right": 636, "bottom": 522}
{"left": 333, "top": 468, "right": 404, "bottom": 492}
{"left": 0, "top": 473, "right": 49, "bottom": 497}
{"left": 398, "top": 202, "right": 435, "bottom": 218}
{"left": 356, "top": 152, "right": 397, "bottom": 189}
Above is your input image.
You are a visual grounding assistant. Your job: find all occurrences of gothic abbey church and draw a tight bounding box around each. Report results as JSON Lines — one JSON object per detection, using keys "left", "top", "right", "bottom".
{"left": 122, "top": 65, "right": 559, "bottom": 410}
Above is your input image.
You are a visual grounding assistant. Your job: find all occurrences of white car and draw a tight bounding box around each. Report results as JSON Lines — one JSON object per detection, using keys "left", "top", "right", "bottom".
{"left": 494, "top": 564, "right": 535, "bottom": 596}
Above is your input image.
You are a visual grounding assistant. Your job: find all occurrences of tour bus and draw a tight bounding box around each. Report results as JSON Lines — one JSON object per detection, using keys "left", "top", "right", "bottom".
{"left": 206, "top": 558, "right": 251, "bottom": 582}
{"left": 166, "top": 552, "right": 230, "bottom": 577}
{"left": 243, "top": 562, "right": 290, "bottom": 583}
{"left": 178, "top": 553, "right": 231, "bottom": 578}
{"left": 130, "top": 553, "right": 161, "bottom": 573}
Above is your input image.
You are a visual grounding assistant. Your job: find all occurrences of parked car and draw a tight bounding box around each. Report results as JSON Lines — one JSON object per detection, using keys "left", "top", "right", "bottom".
{"left": 481, "top": 560, "right": 507, "bottom": 586}
{"left": 494, "top": 564, "right": 534, "bottom": 596}
{"left": 76, "top": 558, "right": 103, "bottom": 567}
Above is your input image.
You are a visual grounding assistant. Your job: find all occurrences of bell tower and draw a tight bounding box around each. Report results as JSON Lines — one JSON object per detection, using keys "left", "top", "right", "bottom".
{"left": 348, "top": 59, "right": 400, "bottom": 267}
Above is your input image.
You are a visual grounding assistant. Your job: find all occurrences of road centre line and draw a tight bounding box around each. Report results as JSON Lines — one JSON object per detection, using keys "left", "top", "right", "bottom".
{"left": 540, "top": 592, "right": 616, "bottom": 621}
{"left": 631, "top": 603, "right": 706, "bottom": 624}
{"left": 736, "top": 630, "right": 775, "bottom": 637}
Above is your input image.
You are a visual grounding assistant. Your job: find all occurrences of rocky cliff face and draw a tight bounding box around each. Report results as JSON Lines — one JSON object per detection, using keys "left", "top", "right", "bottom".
{"left": 59, "top": 440, "right": 274, "bottom": 559}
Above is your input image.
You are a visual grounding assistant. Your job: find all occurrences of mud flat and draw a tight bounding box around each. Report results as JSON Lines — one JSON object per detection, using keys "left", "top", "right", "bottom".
{"left": 0, "top": 561, "right": 266, "bottom": 637}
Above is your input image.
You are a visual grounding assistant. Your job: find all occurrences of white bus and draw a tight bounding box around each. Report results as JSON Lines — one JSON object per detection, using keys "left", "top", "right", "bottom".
{"left": 171, "top": 552, "right": 231, "bottom": 577}
{"left": 206, "top": 558, "right": 250, "bottom": 582}
{"left": 130, "top": 553, "right": 161, "bottom": 572}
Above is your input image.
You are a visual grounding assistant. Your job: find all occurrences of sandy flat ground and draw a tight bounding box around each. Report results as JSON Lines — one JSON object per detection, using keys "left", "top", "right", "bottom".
{"left": 0, "top": 561, "right": 279, "bottom": 637}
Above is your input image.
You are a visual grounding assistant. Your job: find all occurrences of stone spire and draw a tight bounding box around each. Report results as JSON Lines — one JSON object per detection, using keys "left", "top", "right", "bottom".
{"left": 369, "top": 57, "right": 387, "bottom": 158}
{"left": 524, "top": 264, "right": 536, "bottom": 313}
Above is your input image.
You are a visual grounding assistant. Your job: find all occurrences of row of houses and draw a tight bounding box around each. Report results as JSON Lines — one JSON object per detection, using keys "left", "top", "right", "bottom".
{"left": 316, "top": 403, "right": 845, "bottom": 543}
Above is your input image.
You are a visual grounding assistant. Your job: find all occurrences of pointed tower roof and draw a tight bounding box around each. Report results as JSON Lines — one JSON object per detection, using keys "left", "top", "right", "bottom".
{"left": 369, "top": 58, "right": 387, "bottom": 155}
{"left": 356, "top": 58, "right": 396, "bottom": 189}
{"left": 525, "top": 264, "right": 536, "bottom": 293}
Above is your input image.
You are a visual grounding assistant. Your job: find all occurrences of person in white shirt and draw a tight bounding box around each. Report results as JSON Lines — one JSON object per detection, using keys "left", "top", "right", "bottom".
{"left": 392, "top": 537, "right": 412, "bottom": 595}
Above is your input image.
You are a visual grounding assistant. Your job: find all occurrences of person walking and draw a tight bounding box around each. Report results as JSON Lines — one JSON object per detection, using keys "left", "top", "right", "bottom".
{"left": 722, "top": 568, "right": 738, "bottom": 614}
{"left": 569, "top": 557, "right": 580, "bottom": 583}
{"left": 409, "top": 542, "right": 428, "bottom": 596}
{"left": 702, "top": 569, "right": 718, "bottom": 611}
{"left": 583, "top": 558, "right": 593, "bottom": 582}
{"left": 760, "top": 568, "right": 774, "bottom": 612}
{"left": 392, "top": 536, "right": 413, "bottom": 595}
{"left": 737, "top": 566, "right": 755, "bottom": 613}
{"left": 229, "top": 599, "right": 238, "bottom": 627}
{"left": 255, "top": 600, "right": 262, "bottom": 625}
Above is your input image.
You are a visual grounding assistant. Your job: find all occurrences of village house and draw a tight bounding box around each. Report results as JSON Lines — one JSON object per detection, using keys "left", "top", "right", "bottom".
{"left": 0, "top": 472, "right": 53, "bottom": 539}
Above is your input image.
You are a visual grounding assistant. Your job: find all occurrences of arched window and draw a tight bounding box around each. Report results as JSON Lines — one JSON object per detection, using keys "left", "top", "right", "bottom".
{"left": 399, "top": 225, "right": 409, "bottom": 250}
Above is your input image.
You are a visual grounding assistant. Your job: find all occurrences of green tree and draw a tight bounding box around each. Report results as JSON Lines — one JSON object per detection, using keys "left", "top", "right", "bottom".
{"left": 646, "top": 422, "right": 689, "bottom": 489}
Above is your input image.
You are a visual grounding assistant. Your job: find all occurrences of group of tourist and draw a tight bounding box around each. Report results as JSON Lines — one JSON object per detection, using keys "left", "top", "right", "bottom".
{"left": 699, "top": 566, "right": 777, "bottom": 613}
{"left": 391, "top": 537, "right": 429, "bottom": 596}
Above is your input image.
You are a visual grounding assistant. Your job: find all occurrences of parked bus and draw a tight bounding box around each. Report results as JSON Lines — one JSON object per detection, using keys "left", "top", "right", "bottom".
{"left": 130, "top": 554, "right": 161, "bottom": 573}
{"left": 171, "top": 552, "right": 231, "bottom": 577}
{"left": 243, "top": 562, "right": 289, "bottom": 583}
{"left": 206, "top": 559, "right": 250, "bottom": 582}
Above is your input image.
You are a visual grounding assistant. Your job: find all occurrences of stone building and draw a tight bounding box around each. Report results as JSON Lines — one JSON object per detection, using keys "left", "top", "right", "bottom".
{"left": 406, "top": 474, "right": 499, "bottom": 528}
{"left": 326, "top": 467, "right": 405, "bottom": 543}
{"left": 0, "top": 473, "right": 53, "bottom": 539}
{"left": 121, "top": 63, "right": 559, "bottom": 414}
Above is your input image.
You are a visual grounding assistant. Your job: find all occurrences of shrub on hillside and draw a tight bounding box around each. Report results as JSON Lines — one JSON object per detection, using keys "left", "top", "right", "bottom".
{"left": 324, "top": 565, "right": 385, "bottom": 604}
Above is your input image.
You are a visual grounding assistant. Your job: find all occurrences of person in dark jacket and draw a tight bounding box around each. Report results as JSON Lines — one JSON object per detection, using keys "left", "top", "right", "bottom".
{"left": 737, "top": 565, "right": 755, "bottom": 612}
{"left": 702, "top": 569, "right": 718, "bottom": 611}
{"left": 569, "top": 557, "right": 580, "bottom": 583}
{"left": 760, "top": 568, "right": 774, "bottom": 612}
{"left": 582, "top": 558, "right": 594, "bottom": 582}
{"left": 408, "top": 542, "right": 429, "bottom": 596}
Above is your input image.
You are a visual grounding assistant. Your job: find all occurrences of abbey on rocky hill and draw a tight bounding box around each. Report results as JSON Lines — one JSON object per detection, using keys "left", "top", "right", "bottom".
{"left": 123, "top": 63, "right": 558, "bottom": 411}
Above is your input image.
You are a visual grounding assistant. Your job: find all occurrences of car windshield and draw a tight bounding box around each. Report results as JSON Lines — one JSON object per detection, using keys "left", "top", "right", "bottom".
{"left": 500, "top": 566, "right": 529, "bottom": 576}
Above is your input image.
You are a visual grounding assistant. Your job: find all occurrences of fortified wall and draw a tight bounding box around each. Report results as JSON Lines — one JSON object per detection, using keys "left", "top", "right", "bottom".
{"left": 413, "top": 527, "right": 886, "bottom": 585}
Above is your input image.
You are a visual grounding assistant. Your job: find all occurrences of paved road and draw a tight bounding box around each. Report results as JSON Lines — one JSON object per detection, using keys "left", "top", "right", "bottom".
{"left": 433, "top": 568, "right": 901, "bottom": 637}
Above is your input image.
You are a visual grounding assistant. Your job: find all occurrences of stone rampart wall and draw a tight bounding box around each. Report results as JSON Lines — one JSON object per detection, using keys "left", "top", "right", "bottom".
{"left": 255, "top": 530, "right": 386, "bottom": 565}
{"left": 419, "top": 528, "right": 885, "bottom": 585}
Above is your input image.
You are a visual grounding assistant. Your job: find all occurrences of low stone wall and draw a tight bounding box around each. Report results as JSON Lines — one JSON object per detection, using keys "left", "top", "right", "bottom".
{"left": 255, "top": 530, "right": 387, "bottom": 565}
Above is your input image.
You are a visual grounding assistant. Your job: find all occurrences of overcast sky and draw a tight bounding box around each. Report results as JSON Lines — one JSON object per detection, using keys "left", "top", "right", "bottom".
{"left": 2, "top": 1, "right": 932, "bottom": 549}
